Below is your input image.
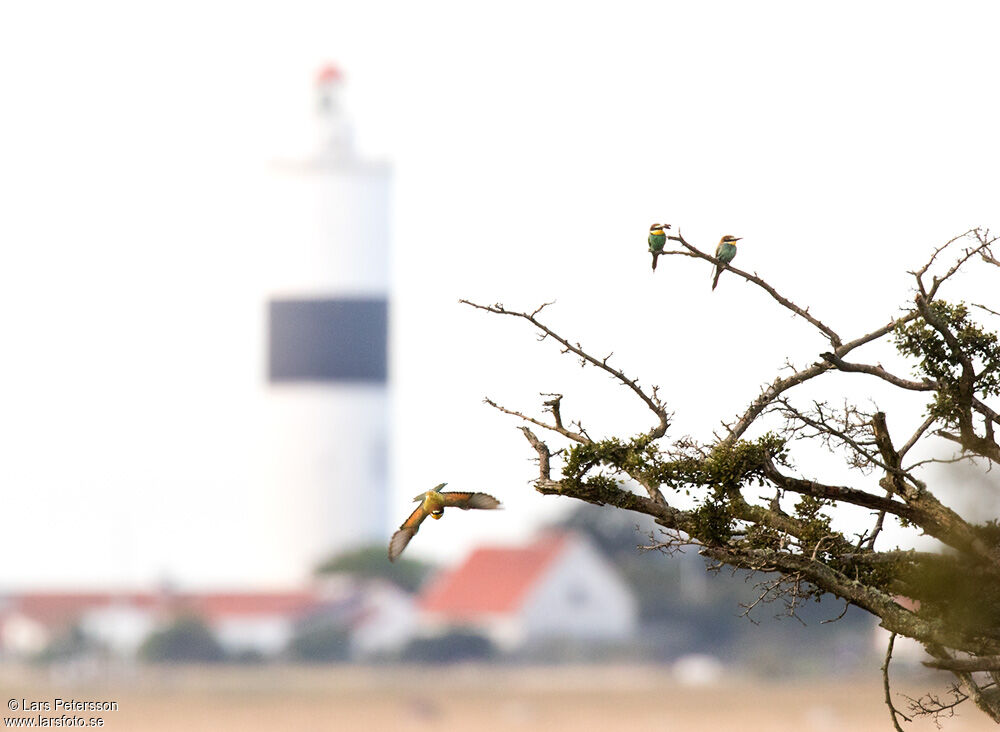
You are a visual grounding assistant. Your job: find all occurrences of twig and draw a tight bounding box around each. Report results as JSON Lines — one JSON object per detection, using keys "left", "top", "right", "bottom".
{"left": 973, "top": 303, "right": 1000, "bottom": 319}
{"left": 820, "top": 352, "right": 935, "bottom": 391}
{"left": 484, "top": 397, "right": 588, "bottom": 443}
{"left": 665, "top": 230, "right": 843, "bottom": 347}
{"left": 924, "top": 655, "right": 1000, "bottom": 672}
{"left": 460, "top": 300, "right": 670, "bottom": 439}
{"left": 899, "top": 415, "right": 937, "bottom": 459}
{"left": 882, "top": 633, "right": 912, "bottom": 732}
{"left": 926, "top": 644, "right": 1000, "bottom": 723}
{"left": 821, "top": 599, "right": 850, "bottom": 624}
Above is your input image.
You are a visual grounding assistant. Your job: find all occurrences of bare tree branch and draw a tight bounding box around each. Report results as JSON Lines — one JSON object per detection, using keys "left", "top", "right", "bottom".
{"left": 664, "top": 230, "right": 843, "bottom": 347}
{"left": 762, "top": 458, "right": 922, "bottom": 523}
{"left": 883, "top": 633, "right": 912, "bottom": 732}
{"left": 926, "top": 644, "right": 1000, "bottom": 723}
{"left": 484, "top": 396, "right": 588, "bottom": 443}
{"left": 911, "top": 230, "right": 977, "bottom": 287}
{"left": 820, "top": 352, "right": 936, "bottom": 391}
{"left": 467, "top": 228, "right": 1000, "bottom": 725}
{"left": 899, "top": 415, "right": 937, "bottom": 460}
{"left": 460, "top": 300, "right": 670, "bottom": 439}
{"left": 910, "top": 228, "right": 993, "bottom": 300}
{"left": 974, "top": 303, "right": 1000, "bottom": 318}
{"left": 924, "top": 655, "right": 1000, "bottom": 672}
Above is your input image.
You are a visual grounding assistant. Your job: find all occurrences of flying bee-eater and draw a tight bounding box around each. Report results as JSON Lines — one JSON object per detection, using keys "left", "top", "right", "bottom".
{"left": 711, "top": 235, "right": 742, "bottom": 291}
{"left": 388, "top": 483, "right": 501, "bottom": 561}
{"left": 648, "top": 223, "right": 671, "bottom": 271}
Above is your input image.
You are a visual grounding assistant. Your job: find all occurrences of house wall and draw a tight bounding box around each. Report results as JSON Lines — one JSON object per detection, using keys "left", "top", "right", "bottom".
{"left": 213, "top": 616, "right": 294, "bottom": 656}
{"left": 518, "top": 537, "right": 638, "bottom": 642}
{"left": 0, "top": 614, "right": 50, "bottom": 657}
{"left": 418, "top": 612, "right": 523, "bottom": 652}
{"left": 79, "top": 605, "right": 156, "bottom": 656}
{"left": 350, "top": 584, "right": 417, "bottom": 657}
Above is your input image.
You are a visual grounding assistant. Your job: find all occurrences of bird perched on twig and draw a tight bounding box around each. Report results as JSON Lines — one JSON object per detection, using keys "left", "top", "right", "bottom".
{"left": 711, "top": 235, "right": 742, "bottom": 290}
{"left": 648, "top": 223, "right": 671, "bottom": 271}
{"left": 388, "top": 483, "right": 501, "bottom": 561}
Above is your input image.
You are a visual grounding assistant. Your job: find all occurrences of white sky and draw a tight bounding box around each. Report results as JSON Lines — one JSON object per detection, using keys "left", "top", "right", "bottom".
{"left": 1, "top": 2, "right": 999, "bottom": 588}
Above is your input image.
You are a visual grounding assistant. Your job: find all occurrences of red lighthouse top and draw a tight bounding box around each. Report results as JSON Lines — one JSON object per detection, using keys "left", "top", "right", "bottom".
{"left": 316, "top": 64, "right": 344, "bottom": 85}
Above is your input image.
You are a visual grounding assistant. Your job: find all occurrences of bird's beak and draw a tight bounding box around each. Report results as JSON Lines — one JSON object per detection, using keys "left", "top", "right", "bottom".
{"left": 733, "top": 237, "right": 743, "bottom": 241}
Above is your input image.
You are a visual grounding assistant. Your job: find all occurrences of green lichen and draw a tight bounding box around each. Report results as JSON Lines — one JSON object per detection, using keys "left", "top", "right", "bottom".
{"left": 895, "top": 300, "right": 1000, "bottom": 423}
{"left": 690, "top": 488, "right": 736, "bottom": 545}
{"left": 653, "top": 433, "right": 787, "bottom": 489}
{"left": 561, "top": 435, "right": 658, "bottom": 481}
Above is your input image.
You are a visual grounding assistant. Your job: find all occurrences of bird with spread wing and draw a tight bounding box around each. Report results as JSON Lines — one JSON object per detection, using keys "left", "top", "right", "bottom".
{"left": 388, "top": 483, "right": 501, "bottom": 561}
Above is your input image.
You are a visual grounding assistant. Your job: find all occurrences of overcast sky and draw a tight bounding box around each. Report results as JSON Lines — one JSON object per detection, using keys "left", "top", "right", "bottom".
{"left": 1, "top": 2, "right": 998, "bottom": 588}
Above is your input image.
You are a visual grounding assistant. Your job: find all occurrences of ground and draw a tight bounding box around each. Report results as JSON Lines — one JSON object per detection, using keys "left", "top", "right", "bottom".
{"left": 0, "top": 665, "right": 994, "bottom": 731}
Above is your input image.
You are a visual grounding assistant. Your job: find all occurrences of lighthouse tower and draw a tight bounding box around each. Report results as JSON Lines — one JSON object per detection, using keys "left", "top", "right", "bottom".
{"left": 262, "top": 65, "right": 391, "bottom": 575}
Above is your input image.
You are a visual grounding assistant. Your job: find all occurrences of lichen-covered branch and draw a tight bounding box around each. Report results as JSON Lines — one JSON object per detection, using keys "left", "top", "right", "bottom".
{"left": 467, "top": 227, "right": 1000, "bottom": 726}
{"left": 925, "top": 655, "right": 1000, "bottom": 672}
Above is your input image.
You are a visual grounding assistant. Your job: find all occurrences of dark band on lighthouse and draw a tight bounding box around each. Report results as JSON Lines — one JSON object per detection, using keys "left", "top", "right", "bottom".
{"left": 267, "top": 297, "right": 388, "bottom": 383}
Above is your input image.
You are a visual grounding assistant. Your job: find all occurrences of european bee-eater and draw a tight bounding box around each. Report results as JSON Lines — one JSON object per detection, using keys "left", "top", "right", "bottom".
{"left": 711, "top": 235, "right": 742, "bottom": 290}
{"left": 388, "top": 483, "right": 501, "bottom": 561}
{"left": 648, "top": 223, "right": 671, "bottom": 271}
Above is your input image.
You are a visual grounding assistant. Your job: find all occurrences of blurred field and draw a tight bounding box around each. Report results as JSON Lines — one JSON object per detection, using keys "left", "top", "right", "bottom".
{"left": 0, "top": 664, "right": 995, "bottom": 731}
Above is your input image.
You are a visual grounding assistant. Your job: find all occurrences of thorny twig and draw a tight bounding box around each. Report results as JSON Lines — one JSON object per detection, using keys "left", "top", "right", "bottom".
{"left": 460, "top": 300, "right": 670, "bottom": 440}
{"left": 883, "top": 633, "right": 912, "bottom": 732}
{"left": 467, "top": 228, "right": 1000, "bottom": 724}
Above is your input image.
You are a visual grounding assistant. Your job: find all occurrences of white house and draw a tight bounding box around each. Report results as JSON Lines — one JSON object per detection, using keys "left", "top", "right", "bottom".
{"left": 0, "top": 593, "right": 160, "bottom": 658}
{"left": 79, "top": 602, "right": 158, "bottom": 657}
{"left": 0, "top": 612, "right": 50, "bottom": 657}
{"left": 346, "top": 580, "right": 418, "bottom": 657}
{"left": 183, "top": 593, "right": 318, "bottom": 656}
{"left": 0, "top": 591, "right": 322, "bottom": 659}
{"left": 417, "top": 532, "right": 638, "bottom": 651}
{"left": 0, "top": 584, "right": 418, "bottom": 661}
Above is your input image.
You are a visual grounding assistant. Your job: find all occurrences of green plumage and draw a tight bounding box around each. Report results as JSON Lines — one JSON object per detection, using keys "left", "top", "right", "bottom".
{"left": 388, "top": 482, "right": 501, "bottom": 562}
{"left": 716, "top": 241, "right": 737, "bottom": 264}
{"left": 648, "top": 231, "right": 666, "bottom": 271}
{"left": 711, "top": 237, "right": 740, "bottom": 291}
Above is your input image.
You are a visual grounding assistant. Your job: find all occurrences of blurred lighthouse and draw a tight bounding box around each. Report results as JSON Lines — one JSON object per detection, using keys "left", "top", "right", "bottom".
{"left": 262, "top": 65, "right": 391, "bottom": 575}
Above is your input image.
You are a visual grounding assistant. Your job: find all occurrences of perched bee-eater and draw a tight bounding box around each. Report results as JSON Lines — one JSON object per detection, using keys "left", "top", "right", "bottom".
{"left": 648, "top": 223, "right": 671, "bottom": 271}
{"left": 711, "top": 235, "right": 742, "bottom": 291}
{"left": 388, "top": 483, "right": 501, "bottom": 561}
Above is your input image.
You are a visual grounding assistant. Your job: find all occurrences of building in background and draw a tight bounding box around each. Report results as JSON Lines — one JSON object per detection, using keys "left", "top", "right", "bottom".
{"left": 0, "top": 584, "right": 415, "bottom": 662}
{"left": 0, "top": 591, "right": 311, "bottom": 659}
{"left": 0, "top": 534, "right": 635, "bottom": 662}
{"left": 262, "top": 65, "right": 392, "bottom": 573}
{"left": 417, "top": 532, "right": 638, "bottom": 651}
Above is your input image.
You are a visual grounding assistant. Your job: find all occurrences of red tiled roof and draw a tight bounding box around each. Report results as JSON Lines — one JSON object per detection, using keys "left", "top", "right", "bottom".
{"left": 9, "top": 594, "right": 158, "bottom": 625}
{"left": 176, "top": 593, "right": 318, "bottom": 621}
{"left": 3, "top": 592, "right": 320, "bottom": 627}
{"left": 418, "top": 533, "right": 571, "bottom": 618}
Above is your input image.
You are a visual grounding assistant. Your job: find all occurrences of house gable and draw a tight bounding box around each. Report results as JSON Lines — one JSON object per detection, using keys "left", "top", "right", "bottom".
{"left": 518, "top": 535, "right": 637, "bottom": 642}
{"left": 418, "top": 534, "right": 568, "bottom": 618}
{"left": 416, "top": 532, "right": 638, "bottom": 649}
